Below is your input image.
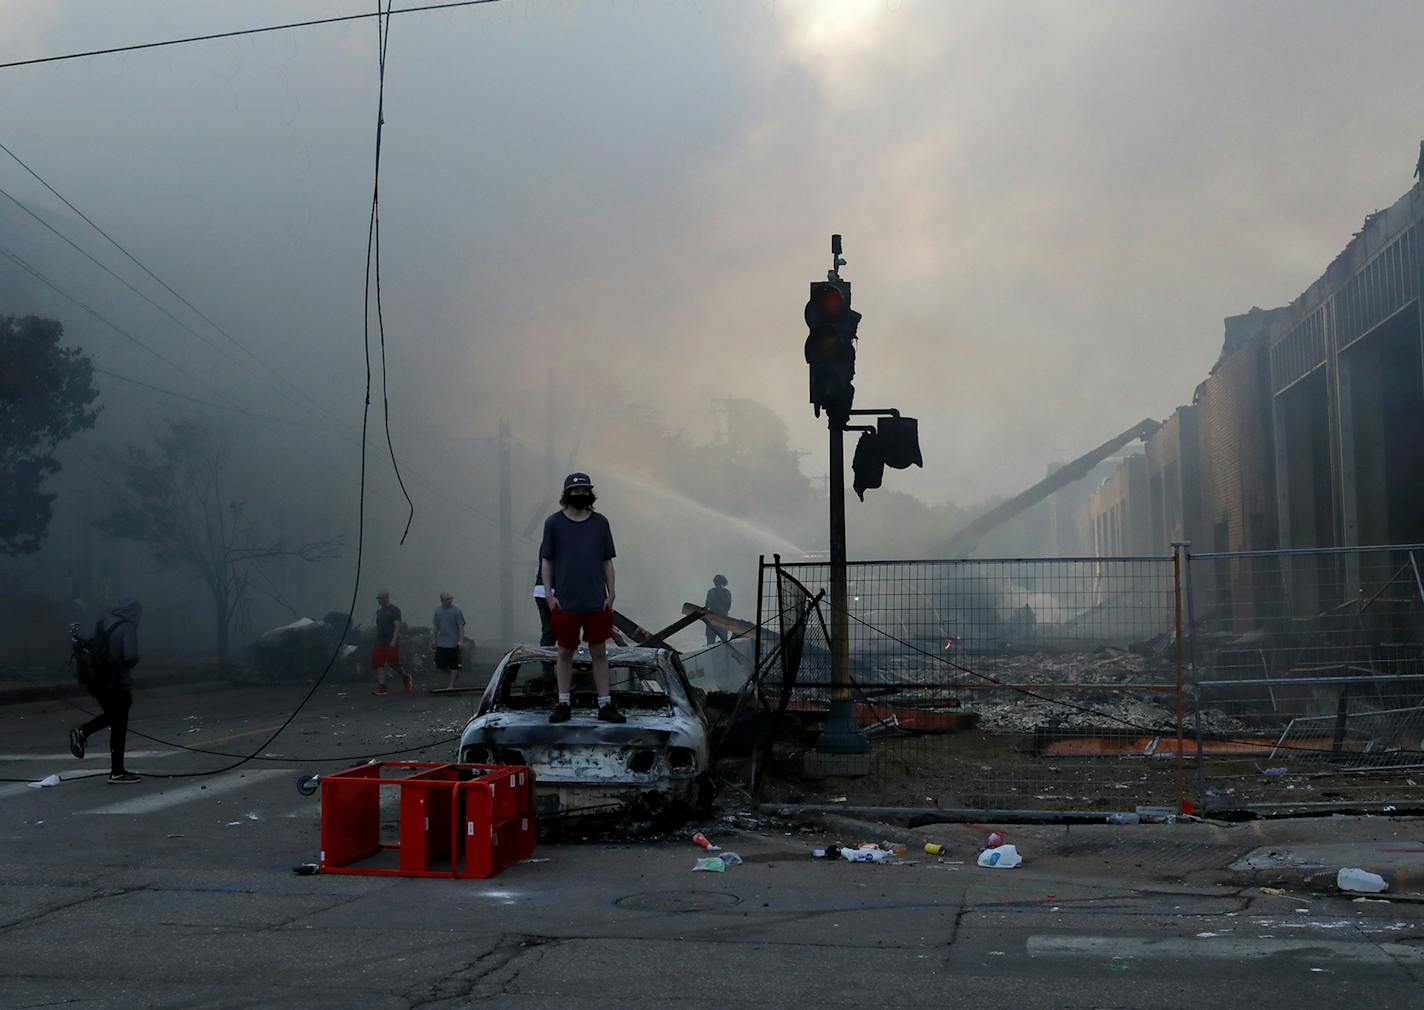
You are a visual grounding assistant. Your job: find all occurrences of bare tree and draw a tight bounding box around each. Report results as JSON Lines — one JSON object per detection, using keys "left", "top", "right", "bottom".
{"left": 100, "top": 416, "right": 343, "bottom": 667}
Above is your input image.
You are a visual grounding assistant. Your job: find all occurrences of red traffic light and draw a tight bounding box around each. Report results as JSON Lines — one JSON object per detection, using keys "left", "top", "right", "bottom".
{"left": 819, "top": 286, "right": 845, "bottom": 316}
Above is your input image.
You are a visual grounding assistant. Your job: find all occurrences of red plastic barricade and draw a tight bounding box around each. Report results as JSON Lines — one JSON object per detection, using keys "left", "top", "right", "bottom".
{"left": 318, "top": 761, "right": 536, "bottom": 878}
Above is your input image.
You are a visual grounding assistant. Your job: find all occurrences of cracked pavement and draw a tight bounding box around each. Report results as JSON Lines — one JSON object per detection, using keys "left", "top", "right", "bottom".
{"left": 2, "top": 683, "right": 1422, "bottom": 1008}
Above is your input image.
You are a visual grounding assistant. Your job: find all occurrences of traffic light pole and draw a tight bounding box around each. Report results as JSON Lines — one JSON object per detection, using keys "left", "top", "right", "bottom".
{"left": 821, "top": 407, "right": 868, "bottom": 754}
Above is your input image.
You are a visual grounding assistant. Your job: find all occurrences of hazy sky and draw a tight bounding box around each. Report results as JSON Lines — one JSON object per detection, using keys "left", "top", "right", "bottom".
{"left": 4, "top": 0, "right": 1423, "bottom": 509}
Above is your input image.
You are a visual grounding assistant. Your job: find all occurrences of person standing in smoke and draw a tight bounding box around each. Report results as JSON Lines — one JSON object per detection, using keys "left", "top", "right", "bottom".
{"left": 370, "top": 589, "right": 410, "bottom": 696}
{"left": 704, "top": 574, "right": 732, "bottom": 645}
{"left": 431, "top": 592, "right": 467, "bottom": 691}
{"left": 540, "top": 472, "right": 624, "bottom": 724}
{"left": 68, "top": 599, "right": 144, "bottom": 784}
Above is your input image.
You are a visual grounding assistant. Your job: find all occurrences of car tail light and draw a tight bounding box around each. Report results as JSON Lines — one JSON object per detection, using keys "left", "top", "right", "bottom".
{"left": 668, "top": 748, "right": 696, "bottom": 771}
{"left": 628, "top": 750, "right": 657, "bottom": 773}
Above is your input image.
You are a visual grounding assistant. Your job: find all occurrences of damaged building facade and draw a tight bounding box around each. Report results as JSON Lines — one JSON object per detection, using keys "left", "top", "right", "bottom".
{"left": 1085, "top": 181, "right": 1424, "bottom": 612}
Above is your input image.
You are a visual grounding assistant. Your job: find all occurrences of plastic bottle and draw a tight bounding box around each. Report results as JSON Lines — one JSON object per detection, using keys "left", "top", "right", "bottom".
{"left": 841, "top": 847, "right": 891, "bottom": 863}
{"left": 1337, "top": 867, "right": 1388, "bottom": 893}
{"left": 1106, "top": 812, "right": 1141, "bottom": 825}
{"left": 976, "top": 844, "right": 1022, "bottom": 868}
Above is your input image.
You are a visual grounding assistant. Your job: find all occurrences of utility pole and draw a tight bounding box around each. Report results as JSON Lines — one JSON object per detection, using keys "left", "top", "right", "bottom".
{"left": 824, "top": 399, "right": 863, "bottom": 753}
{"left": 498, "top": 418, "right": 514, "bottom": 647}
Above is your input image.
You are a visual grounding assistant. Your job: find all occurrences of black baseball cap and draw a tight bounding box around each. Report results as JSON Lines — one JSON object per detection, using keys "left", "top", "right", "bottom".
{"left": 563, "top": 472, "right": 593, "bottom": 491}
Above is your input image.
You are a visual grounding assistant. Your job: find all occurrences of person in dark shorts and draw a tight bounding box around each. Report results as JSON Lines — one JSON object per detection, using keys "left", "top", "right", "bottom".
{"left": 68, "top": 598, "right": 144, "bottom": 784}
{"left": 540, "top": 472, "right": 624, "bottom": 724}
{"left": 704, "top": 574, "right": 732, "bottom": 645}
{"left": 431, "top": 591, "right": 467, "bottom": 690}
{"left": 371, "top": 589, "right": 410, "bottom": 696}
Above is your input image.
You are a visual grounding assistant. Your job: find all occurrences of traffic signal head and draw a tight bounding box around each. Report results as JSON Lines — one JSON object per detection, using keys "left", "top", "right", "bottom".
{"left": 877, "top": 416, "right": 923, "bottom": 469}
{"left": 804, "top": 280, "right": 860, "bottom": 418}
{"left": 851, "top": 430, "right": 884, "bottom": 501}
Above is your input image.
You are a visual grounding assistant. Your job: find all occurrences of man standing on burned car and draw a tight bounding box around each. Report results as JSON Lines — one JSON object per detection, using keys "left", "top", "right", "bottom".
{"left": 540, "top": 472, "right": 624, "bottom": 725}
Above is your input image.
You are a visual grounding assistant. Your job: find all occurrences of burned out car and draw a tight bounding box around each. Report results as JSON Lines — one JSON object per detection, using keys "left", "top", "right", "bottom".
{"left": 457, "top": 645, "right": 712, "bottom": 826}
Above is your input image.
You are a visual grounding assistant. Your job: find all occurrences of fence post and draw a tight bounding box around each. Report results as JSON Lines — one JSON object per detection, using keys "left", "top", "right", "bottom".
{"left": 753, "top": 554, "right": 765, "bottom": 692}
{"left": 750, "top": 554, "right": 767, "bottom": 800}
{"left": 1180, "top": 542, "right": 1206, "bottom": 810}
{"left": 1171, "top": 543, "right": 1186, "bottom": 813}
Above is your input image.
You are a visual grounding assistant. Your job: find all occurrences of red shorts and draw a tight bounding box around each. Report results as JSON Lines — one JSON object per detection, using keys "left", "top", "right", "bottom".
{"left": 371, "top": 644, "right": 401, "bottom": 669}
{"left": 549, "top": 608, "right": 614, "bottom": 649}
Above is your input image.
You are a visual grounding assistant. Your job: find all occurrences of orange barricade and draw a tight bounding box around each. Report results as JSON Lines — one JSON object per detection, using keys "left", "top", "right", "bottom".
{"left": 319, "top": 761, "right": 536, "bottom": 878}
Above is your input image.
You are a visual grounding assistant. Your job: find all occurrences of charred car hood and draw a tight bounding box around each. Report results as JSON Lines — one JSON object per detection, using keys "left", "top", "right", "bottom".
{"left": 465, "top": 712, "right": 701, "bottom": 748}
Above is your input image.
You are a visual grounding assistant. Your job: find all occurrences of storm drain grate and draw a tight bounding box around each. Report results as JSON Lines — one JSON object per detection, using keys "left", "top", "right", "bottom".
{"left": 616, "top": 890, "right": 741, "bottom": 912}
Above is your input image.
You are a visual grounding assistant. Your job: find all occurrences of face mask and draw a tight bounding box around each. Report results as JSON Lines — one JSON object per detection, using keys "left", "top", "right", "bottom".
{"left": 567, "top": 495, "right": 592, "bottom": 509}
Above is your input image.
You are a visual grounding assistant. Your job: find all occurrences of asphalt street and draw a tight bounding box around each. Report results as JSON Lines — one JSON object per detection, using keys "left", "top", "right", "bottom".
{"left": 2, "top": 682, "right": 1422, "bottom": 1009}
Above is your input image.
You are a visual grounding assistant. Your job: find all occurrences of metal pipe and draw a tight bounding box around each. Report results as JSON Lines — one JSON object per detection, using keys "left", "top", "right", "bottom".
{"left": 760, "top": 803, "right": 1135, "bottom": 824}
{"left": 1204, "top": 800, "right": 1424, "bottom": 814}
{"left": 1198, "top": 673, "right": 1424, "bottom": 687}
{"left": 1190, "top": 542, "right": 1424, "bottom": 560}
{"left": 770, "top": 554, "right": 1175, "bottom": 566}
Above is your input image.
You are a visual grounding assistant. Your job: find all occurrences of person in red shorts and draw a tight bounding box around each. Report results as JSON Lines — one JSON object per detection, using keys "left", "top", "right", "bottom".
{"left": 540, "top": 472, "right": 624, "bottom": 724}
{"left": 370, "top": 589, "right": 411, "bottom": 696}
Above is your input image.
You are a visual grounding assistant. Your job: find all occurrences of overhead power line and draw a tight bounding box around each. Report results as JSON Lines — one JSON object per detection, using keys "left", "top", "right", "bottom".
{"left": 0, "top": 0, "right": 504, "bottom": 72}
{"left": 0, "top": 181, "right": 272, "bottom": 414}
{"left": 91, "top": 366, "right": 340, "bottom": 430}
{"left": 0, "top": 140, "right": 351, "bottom": 434}
{"left": 0, "top": 242, "right": 254, "bottom": 411}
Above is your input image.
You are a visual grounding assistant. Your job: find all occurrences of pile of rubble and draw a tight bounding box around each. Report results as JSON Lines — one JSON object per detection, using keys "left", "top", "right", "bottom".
{"left": 865, "top": 647, "right": 1247, "bottom": 737}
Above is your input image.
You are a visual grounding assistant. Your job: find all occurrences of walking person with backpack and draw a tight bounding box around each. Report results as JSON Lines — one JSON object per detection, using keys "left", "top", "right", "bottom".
{"left": 67, "top": 599, "right": 144, "bottom": 784}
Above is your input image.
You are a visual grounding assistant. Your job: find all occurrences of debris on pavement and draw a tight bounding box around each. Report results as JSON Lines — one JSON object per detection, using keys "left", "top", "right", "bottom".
{"left": 985, "top": 831, "right": 1004, "bottom": 849}
{"left": 721, "top": 852, "right": 743, "bottom": 867}
{"left": 693, "top": 857, "right": 726, "bottom": 872}
{"left": 1260, "top": 887, "right": 1289, "bottom": 896}
{"left": 841, "top": 847, "right": 890, "bottom": 863}
{"left": 923, "top": 842, "right": 944, "bottom": 856}
{"left": 692, "top": 832, "right": 719, "bottom": 851}
{"left": 292, "top": 863, "right": 319, "bottom": 875}
{"left": 27, "top": 773, "right": 61, "bottom": 788}
{"left": 977, "top": 844, "right": 1023, "bottom": 868}
{"left": 1336, "top": 867, "right": 1388, "bottom": 894}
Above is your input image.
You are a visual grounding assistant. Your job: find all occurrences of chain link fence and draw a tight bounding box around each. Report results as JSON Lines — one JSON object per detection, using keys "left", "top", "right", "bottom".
{"left": 752, "top": 554, "right": 1183, "bottom": 814}
{"left": 1188, "top": 544, "right": 1424, "bottom": 813}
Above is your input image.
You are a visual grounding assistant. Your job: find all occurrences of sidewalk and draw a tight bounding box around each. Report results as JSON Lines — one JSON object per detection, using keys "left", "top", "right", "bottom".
{"left": 781, "top": 808, "right": 1424, "bottom": 898}
{"left": 0, "top": 667, "right": 234, "bottom": 706}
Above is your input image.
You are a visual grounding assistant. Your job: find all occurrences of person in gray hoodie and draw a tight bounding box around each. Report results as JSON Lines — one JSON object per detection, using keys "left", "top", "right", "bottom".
{"left": 68, "top": 599, "right": 144, "bottom": 784}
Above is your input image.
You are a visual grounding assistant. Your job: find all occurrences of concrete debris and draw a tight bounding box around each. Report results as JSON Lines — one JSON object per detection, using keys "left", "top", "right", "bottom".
{"left": 1337, "top": 867, "right": 1388, "bottom": 893}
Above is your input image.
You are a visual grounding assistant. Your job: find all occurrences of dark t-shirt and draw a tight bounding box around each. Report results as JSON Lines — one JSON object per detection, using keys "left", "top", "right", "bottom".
{"left": 375, "top": 604, "right": 402, "bottom": 646}
{"left": 705, "top": 586, "right": 732, "bottom": 616}
{"left": 539, "top": 511, "right": 616, "bottom": 614}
